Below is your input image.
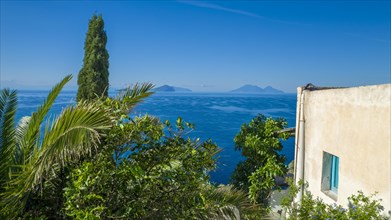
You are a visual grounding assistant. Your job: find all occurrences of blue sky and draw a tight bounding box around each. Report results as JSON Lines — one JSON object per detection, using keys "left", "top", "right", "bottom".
{"left": 1, "top": 0, "right": 390, "bottom": 92}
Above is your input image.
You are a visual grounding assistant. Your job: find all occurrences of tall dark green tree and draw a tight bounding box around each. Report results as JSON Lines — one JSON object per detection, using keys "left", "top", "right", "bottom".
{"left": 77, "top": 14, "right": 109, "bottom": 101}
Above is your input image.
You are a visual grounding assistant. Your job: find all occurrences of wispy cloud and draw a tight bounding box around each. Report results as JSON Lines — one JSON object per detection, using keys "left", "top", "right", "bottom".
{"left": 178, "top": 0, "right": 261, "bottom": 18}
{"left": 177, "top": 0, "right": 307, "bottom": 25}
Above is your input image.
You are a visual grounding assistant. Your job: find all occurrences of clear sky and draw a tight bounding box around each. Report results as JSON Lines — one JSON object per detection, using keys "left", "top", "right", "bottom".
{"left": 1, "top": 0, "right": 390, "bottom": 92}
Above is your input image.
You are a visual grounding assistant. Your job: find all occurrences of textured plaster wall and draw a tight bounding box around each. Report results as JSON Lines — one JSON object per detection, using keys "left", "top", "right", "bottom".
{"left": 297, "top": 84, "right": 391, "bottom": 212}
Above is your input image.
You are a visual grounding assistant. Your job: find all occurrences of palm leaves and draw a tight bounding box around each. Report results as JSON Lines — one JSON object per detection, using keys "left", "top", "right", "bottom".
{"left": 112, "top": 82, "right": 155, "bottom": 115}
{"left": 0, "top": 75, "right": 114, "bottom": 217}
{"left": 200, "top": 185, "right": 265, "bottom": 220}
{"left": 0, "top": 77, "right": 267, "bottom": 219}
{"left": 0, "top": 89, "right": 18, "bottom": 185}
{"left": 116, "top": 82, "right": 154, "bottom": 107}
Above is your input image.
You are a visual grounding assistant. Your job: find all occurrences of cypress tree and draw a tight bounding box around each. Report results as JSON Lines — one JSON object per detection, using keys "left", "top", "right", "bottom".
{"left": 77, "top": 14, "right": 109, "bottom": 101}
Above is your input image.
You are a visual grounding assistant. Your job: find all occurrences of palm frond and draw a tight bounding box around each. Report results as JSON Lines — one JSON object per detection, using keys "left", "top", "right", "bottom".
{"left": 116, "top": 82, "right": 154, "bottom": 112}
{"left": 39, "top": 103, "right": 111, "bottom": 169}
{"left": 1, "top": 103, "right": 111, "bottom": 216}
{"left": 34, "top": 104, "right": 111, "bottom": 188}
{"left": 20, "top": 75, "right": 72, "bottom": 162}
{"left": 200, "top": 185, "right": 265, "bottom": 220}
{"left": 0, "top": 89, "right": 17, "bottom": 183}
{"left": 14, "top": 116, "right": 31, "bottom": 166}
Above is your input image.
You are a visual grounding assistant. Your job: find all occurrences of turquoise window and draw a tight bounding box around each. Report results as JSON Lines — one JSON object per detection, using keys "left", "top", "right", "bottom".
{"left": 321, "top": 152, "right": 339, "bottom": 199}
{"left": 330, "top": 155, "right": 339, "bottom": 193}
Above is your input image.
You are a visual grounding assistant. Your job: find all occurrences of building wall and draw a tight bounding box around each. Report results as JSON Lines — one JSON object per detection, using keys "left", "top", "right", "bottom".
{"left": 295, "top": 84, "right": 391, "bottom": 212}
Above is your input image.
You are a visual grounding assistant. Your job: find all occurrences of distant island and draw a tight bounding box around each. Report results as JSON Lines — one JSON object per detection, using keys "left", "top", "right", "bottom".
{"left": 230, "top": 85, "right": 284, "bottom": 94}
{"left": 153, "top": 85, "right": 192, "bottom": 92}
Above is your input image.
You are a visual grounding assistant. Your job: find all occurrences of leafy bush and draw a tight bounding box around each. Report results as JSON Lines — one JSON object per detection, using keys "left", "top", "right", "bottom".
{"left": 231, "top": 114, "right": 289, "bottom": 206}
{"left": 0, "top": 76, "right": 112, "bottom": 219}
{"left": 1, "top": 79, "right": 263, "bottom": 219}
{"left": 281, "top": 179, "right": 390, "bottom": 220}
{"left": 64, "top": 115, "right": 262, "bottom": 219}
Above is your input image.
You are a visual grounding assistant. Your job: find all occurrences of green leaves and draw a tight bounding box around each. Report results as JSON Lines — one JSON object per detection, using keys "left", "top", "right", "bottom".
{"left": 115, "top": 83, "right": 155, "bottom": 113}
{"left": 2, "top": 74, "right": 270, "bottom": 219}
{"left": 0, "top": 89, "right": 17, "bottom": 184}
{"left": 96, "top": 82, "right": 155, "bottom": 123}
{"left": 248, "top": 155, "right": 285, "bottom": 203}
{"left": 77, "top": 14, "right": 109, "bottom": 101}
{"left": 282, "top": 181, "right": 390, "bottom": 219}
{"left": 64, "top": 115, "right": 227, "bottom": 219}
{"left": 0, "top": 75, "right": 113, "bottom": 218}
{"left": 199, "top": 185, "right": 265, "bottom": 220}
{"left": 20, "top": 74, "right": 72, "bottom": 163}
{"left": 231, "top": 114, "right": 289, "bottom": 206}
{"left": 64, "top": 162, "right": 108, "bottom": 219}
{"left": 31, "top": 103, "right": 111, "bottom": 184}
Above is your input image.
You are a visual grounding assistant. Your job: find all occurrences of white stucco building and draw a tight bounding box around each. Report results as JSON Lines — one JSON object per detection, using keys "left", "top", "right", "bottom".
{"left": 293, "top": 83, "right": 391, "bottom": 213}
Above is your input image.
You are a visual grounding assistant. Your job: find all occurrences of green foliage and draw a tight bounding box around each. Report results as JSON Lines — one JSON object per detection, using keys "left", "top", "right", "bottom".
{"left": 231, "top": 114, "right": 289, "bottom": 205}
{"left": 1, "top": 76, "right": 263, "bottom": 219}
{"left": 281, "top": 179, "right": 390, "bottom": 220}
{"left": 0, "top": 75, "right": 112, "bottom": 219}
{"left": 77, "top": 14, "right": 109, "bottom": 101}
{"left": 63, "top": 162, "right": 109, "bottom": 219}
{"left": 0, "top": 89, "right": 17, "bottom": 187}
{"left": 64, "top": 115, "right": 218, "bottom": 219}
{"left": 97, "top": 82, "right": 155, "bottom": 123}
{"left": 200, "top": 184, "right": 266, "bottom": 219}
{"left": 63, "top": 112, "right": 264, "bottom": 219}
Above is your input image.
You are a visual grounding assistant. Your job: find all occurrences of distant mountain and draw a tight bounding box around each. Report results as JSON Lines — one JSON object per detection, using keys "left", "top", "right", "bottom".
{"left": 154, "top": 85, "right": 175, "bottom": 92}
{"left": 154, "top": 85, "right": 192, "bottom": 92}
{"left": 172, "top": 86, "right": 192, "bottom": 92}
{"left": 230, "top": 85, "right": 284, "bottom": 94}
{"left": 262, "top": 86, "right": 284, "bottom": 94}
{"left": 230, "top": 85, "right": 264, "bottom": 93}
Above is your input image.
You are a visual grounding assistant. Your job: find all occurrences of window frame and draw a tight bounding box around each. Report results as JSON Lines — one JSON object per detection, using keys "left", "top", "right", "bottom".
{"left": 330, "top": 155, "right": 339, "bottom": 193}
{"left": 321, "top": 151, "right": 339, "bottom": 201}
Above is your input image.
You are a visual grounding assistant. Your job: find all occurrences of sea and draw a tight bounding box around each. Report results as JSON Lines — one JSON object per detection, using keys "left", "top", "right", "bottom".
{"left": 15, "top": 90, "right": 297, "bottom": 184}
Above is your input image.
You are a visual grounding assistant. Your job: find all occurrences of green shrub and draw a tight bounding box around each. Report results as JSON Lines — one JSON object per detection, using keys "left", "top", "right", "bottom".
{"left": 64, "top": 115, "right": 261, "bottom": 219}
{"left": 231, "top": 114, "right": 289, "bottom": 206}
{"left": 281, "top": 179, "right": 390, "bottom": 220}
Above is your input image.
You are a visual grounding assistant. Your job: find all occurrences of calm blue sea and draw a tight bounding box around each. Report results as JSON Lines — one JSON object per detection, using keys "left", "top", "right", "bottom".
{"left": 15, "top": 90, "right": 297, "bottom": 184}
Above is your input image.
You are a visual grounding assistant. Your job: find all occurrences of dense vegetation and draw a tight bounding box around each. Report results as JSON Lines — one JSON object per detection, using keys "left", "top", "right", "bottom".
{"left": 0, "top": 76, "right": 264, "bottom": 219}
{"left": 0, "top": 76, "right": 112, "bottom": 218}
{"left": 77, "top": 14, "right": 110, "bottom": 101}
{"left": 231, "top": 115, "right": 289, "bottom": 207}
{"left": 63, "top": 114, "right": 261, "bottom": 219}
{"left": 281, "top": 180, "right": 390, "bottom": 219}
{"left": 2, "top": 80, "right": 389, "bottom": 219}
